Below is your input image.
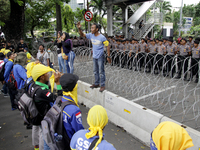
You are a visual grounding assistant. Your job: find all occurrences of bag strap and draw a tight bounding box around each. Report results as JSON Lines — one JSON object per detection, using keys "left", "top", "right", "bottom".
{"left": 88, "top": 138, "right": 100, "bottom": 150}
{"left": 28, "top": 83, "right": 41, "bottom": 98}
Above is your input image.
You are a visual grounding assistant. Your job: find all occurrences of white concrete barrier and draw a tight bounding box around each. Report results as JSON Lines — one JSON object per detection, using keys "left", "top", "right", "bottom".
{"left": 78, "top": 80, "right": 200, "bottom": 149}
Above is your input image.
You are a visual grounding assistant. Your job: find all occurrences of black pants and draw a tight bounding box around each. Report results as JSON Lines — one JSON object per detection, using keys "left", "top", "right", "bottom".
{"left": 8, "top": 88, "right": 18, "bottom": 109}
{"left": 165, "top": 55, "right": 175, "bottom": 77}
{"left": 190, "top": 58, "right": 200, "bottom": 79}
{"left": 177, "top": 55, "right": 188, "bottom": 77}
{"left": 155, "top": 54, "right": 164, "bottom": 71}
{"left": 121, "top": 51, "right": 128, "bottom": 68}
{"left": 146, "top": 53, "right": 156, "bottom": 71}
{"left": 137, "top": 52, "right": 146, "bottom": 69}
{"left": 127, "top": 53, "right": 136, "bottom": 69}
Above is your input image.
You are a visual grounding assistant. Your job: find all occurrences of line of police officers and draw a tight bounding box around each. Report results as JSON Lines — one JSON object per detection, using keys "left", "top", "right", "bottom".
{"left": 106, "top": 36, "right": 200, "bottom": 83}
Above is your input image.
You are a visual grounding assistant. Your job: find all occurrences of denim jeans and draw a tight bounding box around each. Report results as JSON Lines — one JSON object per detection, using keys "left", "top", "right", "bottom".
{"left": 66, "top": 51, "right": 75, "bottom": 74}
{"left": 3, "top": 83, "right": 8, "bottom": 94}
{"left": 58, "top": 56, "right": 66, "bottom": 73}
{"left": 93, "top": 54, "right": 105, "bottom": 87}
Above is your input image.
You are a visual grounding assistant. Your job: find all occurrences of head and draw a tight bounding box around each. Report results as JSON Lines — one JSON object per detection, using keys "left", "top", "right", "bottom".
{"left": 39, "top": 45, "right": 44, "bottom": 52}
{"left": 181, "top": 39, "right": 187, "bottom": 45}
{"left": 194, "top": 40, "right": 199, "bottom": 48}
{"left": 91, "top": 23, "right": 101, "bottom": 34}
{"left": 141, "top": 38, "right": 145, "bottom": 43}
{"left": 0, "top": 53, "right": 5, "bottom": 60}
{"left": 57, "top": 31, "right": 62, "bottom": 38}
{"left": 20, "top": 38, "right": 24, "bottom": 44}
{"left": 159, "top": 40, "right": 163, "bottom": 45}
{"left": 151, "top": 121, "right": 194, "bottom": 150}
{"left": 85, "top": 105, "right": 108, "bottom": 150}
{"left": 14, "top": 52, "right": 27, "bottom": 66}
{"left": 189, "top": 36, "right": 193, "bottom": 42}
{"left": 116, "top": 39, "right": 121, "bottom": 45}
{"left": 7, "top": 52, "right": 15, "bottom": 60}
{"left": 1, "top": 42, "right": 6, "bottom": 48}
{"left": 31, "top": 64, "right": 55, "bottom": 87}
{"left": 7, "top": 41, "right": 11, "bottom": 46}
{"left": 156, "top": 39, "right": 159, "bottom": 44}
{"left": 24, "top": 47, "right": 28, "bottom": 53}
{"left": 47, "top": 48, "right": 51, "bottom": 53}
{"left": 132, "top": 39, "right": 135, "bottom": 44}
{"left": 168, "top": 39, "right": 173, "bottom": 46}
{"left": 151, "top": 39, "right": 156, "bottom": 45}
{"left": 147, "top": 38, "right": 150, "bottom": 43}
{"left": 62, "top": 32, "right": 70, "bottom": 41}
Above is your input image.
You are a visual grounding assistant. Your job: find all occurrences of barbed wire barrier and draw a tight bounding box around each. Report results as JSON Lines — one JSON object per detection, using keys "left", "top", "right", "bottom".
{"left": 50, "top": 46, "right": 200, "bottom": 131}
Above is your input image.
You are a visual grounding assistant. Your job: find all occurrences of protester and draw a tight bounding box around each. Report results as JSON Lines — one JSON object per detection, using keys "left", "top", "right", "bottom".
{"left": 6, "top": 41, "right": 15, "bottom": 52}
{"left": 47, "top": 48, "right": 54, "bottom": 68}
{"left": 54, "top": 31, "right": 66, "bottom": 73}
{"left": 70, "top": 105, "right": 116, "bottom": 150}
{"left": 61, "top": 32, "right": 75, "bottom": 74}
{"left": 36, "top": 45, "right": 49, "bottom": 66}
{"left": 151, "top": 121, "right": 194, "bottom": 150}
{"left": 17, "top": 38, "right": 28, "bottom": 53}
{"left": 24, "top": 47, "right": 33, "bottom": 63}
{"left": 77, "top": 22, "right": 111, "bottom": 92}
{"left": 4, "top": 52, "right": 17, "bottom": 110}
{"left": 31, "top": 64, "right": 62, "bottom": 149}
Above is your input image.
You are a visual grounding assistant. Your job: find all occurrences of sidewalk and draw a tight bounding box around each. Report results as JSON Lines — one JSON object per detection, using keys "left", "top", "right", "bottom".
{"left": 0, "top": 93, "right": 149, "bottom": 150}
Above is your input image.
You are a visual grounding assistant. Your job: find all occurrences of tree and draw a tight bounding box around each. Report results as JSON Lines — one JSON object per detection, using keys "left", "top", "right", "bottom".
{"left": 61, "top": 4, "right": 75, "bottom": 33}
{"left": 2, "top": 0, "right": 25, "bottom": 42}
{"left": 25, "top": 0, "right": 54, "bottom": 38}
{"left": 0, "top": 0, "right": 10, "bottom": 26}
{"left": 89, "top": 0, "right": 106, "bottom": 24}
{"left": 156, "top": 1, "right": 172, "bottom": 23}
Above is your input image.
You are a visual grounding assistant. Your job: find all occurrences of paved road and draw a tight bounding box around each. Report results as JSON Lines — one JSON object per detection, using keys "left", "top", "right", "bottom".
{"left": 0, "top": 92, "right": 149, "bottom": 150}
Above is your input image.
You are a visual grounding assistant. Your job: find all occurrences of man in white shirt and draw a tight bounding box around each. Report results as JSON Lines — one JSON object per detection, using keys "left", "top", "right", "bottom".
{"left": 36, "top": 45, "right": 50, "bottom": 66}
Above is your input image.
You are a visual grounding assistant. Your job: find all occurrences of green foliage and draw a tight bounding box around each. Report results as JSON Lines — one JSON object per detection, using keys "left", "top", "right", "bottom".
{"left": 0, "top": 0, "right": 10, "bottom": 26}
{"left": 24, "top": 0, "right": 54, "bottom": 37}
{"left": 61, "top": 4, "right": 75, "bottom": 33}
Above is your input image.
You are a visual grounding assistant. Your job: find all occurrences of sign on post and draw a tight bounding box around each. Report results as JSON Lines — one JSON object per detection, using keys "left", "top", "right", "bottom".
{"left": 84, "top": 11, "right": 93, "bottom": 22}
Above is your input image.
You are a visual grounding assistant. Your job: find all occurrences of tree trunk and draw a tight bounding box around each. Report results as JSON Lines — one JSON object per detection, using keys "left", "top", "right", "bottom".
{"left": 2, "top": 0, "right": 25, "bottom": 43}
{"left": 56, "top": 3, "right": 62, "bottom": 34}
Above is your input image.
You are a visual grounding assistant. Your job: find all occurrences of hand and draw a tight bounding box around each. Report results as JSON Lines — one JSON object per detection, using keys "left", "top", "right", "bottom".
{"left": 107, "top": 57, "right": 111, "bottom": 64}
{"left": 77, "top": 21, "right": 81, "bottom": 29}
{"left": 54, "top": 71, "right": 61, "bottom": 84}
{"left": 35, "top": 60, "right": 40, "bottom": 64}
{"left": 57, "top": 39, "right": 61, "bottom": 43}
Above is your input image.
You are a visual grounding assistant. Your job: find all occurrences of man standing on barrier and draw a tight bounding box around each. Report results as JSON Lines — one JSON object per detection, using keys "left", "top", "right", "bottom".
{"left": 176, "top": 38, "right": 191, "bottom": 80}
{"left": 189, "top": 40, "right": 200, "bottom": 83}
{"left": 77, "top": 22, "right": 111, "bottom": 92}
{"left": 165, "top": 39, "right": 177, "bottom": 77}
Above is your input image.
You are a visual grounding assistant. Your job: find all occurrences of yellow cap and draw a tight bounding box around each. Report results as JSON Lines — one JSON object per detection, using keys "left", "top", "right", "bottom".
{"left": 31, "top": 64, "right": 55, "bottom": 92}
{"left": 85, "top": 105, "right": 108, "bottom": 150}
{"left": 152, "top": 121, "right": 194, "bottom": 150}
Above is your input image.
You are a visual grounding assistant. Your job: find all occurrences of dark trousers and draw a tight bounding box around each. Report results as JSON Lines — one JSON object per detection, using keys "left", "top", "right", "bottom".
{"left": 165, "top": 55, "right": 175, "bottom": 77}
{"left": 177, "top": 55, "right": 188, "bottom": 78}
{"left": 8, "top": 88, "right": 18, "bottom": 109}
{"left": 155, "top": 54, "right": 164, "bottom": 71}
{"left": 146, "top": 53, "right": 156, "bottom": 71}
{"left": 2, "top": 83, "right": 8, "bottom": 94}
{"left": 137, "top": 52, "right": 146, "bottom": 69}
{"left": 121, "top": 51, "right": 128, "bottom": 68}
{"left": 190, "top": 58, "right": 200, "bottom": 79}
{"left": 127, "top": 53, "right": 136, "bottom": 69}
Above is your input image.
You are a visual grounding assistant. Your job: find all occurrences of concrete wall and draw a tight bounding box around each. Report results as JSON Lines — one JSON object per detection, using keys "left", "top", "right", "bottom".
{"left": 77, "top": 80, "right": 200, "bottom": 149}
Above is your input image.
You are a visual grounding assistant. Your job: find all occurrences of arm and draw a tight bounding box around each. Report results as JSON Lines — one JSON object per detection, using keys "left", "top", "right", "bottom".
{"left": 4, "top": 62, "right": 13, "bottom": 80}
{"left": 77, "top": 22, "right": 86, "bottom": 38}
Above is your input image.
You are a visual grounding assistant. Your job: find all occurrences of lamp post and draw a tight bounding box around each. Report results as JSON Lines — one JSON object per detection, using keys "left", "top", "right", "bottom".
{"left": 179, "top": 0, "right": 183, "bottom": 36}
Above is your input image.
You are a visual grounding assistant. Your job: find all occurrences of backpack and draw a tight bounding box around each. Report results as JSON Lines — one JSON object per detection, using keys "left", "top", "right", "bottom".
{"left": 7, "top": 70, "right": 17, "bottom": 90}
{"left": 41, "top": 96, "right": 76, "bottom": 150}
{"left": 17, "top": 83, "right": 41, "bottom": 124}
{"left": 0, "top": 61, "right": 5, "bottom": 81}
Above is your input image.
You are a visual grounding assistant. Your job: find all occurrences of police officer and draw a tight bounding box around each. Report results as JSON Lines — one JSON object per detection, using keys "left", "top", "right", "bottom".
{"left": 165, "top": 39, "right": 177, "bottom": 77}
{"left": 163, "top": 38, "right": 169, "bottom": 47}
{"left": 70, "top": 105, "right": 116, "bottom": 150}
{"left": 120, "top": 40, "right": 126, "bottom": 68}
{"left": 114, "top": 39, "right": 121, "bottom": 66}
{"left": 176, "top": 38, "right": 191, "bottom": 80}
{"left": 128, "top": 39, "right": 138, "bottom": 70}
{"left": 146, "top": 39, "right": 157, "bottom": 73}
{"left": 136, "top": 38, "right": 148, "bottom": 71}
{"left": 155, "top": 40, "right": 166, "bottom": 74}
{"left": 187, "top": 36, "right": 194, "bottom": 50}
{"left": 189, "top": 40, "right": 200, "bottom": 83}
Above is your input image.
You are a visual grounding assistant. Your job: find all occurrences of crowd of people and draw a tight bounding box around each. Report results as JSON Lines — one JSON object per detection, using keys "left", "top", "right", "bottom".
{"left": 0, "top": 22, "right": 197, "bottom": 149}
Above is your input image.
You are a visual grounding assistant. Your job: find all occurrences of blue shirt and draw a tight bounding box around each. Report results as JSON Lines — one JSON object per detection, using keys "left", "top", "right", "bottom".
{"left": 4, "top": 58, "right": 8, "bottom": 63}
{"left": 56, "top": 95, "right": 84, "bottom": 139}
{"left": 86, "top": 33, "right": 107, "bottom": 59}
{"left": 13, "top": 64, "right": 27, "bottom": 89}
{"left": 4, "top": 60, "right": 13, "bottom": 82}
{"left": 70, "top": 129, "right": 116, "bottom": 150}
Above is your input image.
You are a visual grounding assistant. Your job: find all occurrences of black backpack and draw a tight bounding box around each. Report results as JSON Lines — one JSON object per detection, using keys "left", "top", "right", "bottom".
{"left": 7, "top": 70, "right": 17, "bottom": 90}
{"left": 41, "top": 96, "right": 76, "bottom": 150}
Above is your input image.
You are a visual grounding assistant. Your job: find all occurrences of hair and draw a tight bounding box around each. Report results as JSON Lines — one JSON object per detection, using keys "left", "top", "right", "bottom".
{"left": 57, "top": 31, "right": 62, "bottom": 37}
{"left": 63, "top": 32, "right": 70, "bottom": 41}
{"left": 93, "top": 23, "right": 101, "bottom": 31}
{"left": 39, "top": 44, "right": 44, "bottom": 48}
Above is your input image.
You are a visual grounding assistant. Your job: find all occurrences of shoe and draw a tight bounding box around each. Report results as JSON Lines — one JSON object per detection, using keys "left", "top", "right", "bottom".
{"left": 1, "top": 89, "right": 4, "bottom": 94}
{"left": 24, "top": 122, "right": 28, "bottom": 125}
{"left": 99, "top": 87, "right": 105, "bottom": 92}
{"left": 90, "top": 84, "right": 99, "bottom": 89}
{"left": 195, "top": 79, "right": 198, "bottom": 83}
{"left": 12, "top": 107, "right": 17, "bottom": 111}
{"left": 3, "top": 94, "right": 9, "bottom": 97}
{"left": 26, "top": 124, "right": 32, "bottom": 129}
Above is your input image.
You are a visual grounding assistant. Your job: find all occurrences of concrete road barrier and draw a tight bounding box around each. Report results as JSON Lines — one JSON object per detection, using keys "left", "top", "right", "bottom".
{"left": 77, "top": 80, "right": 200, "bottom": 149}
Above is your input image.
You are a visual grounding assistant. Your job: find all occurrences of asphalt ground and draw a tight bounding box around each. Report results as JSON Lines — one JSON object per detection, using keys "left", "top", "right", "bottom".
{"left": 0, "top": 91, "right": 149, "bottom": 150}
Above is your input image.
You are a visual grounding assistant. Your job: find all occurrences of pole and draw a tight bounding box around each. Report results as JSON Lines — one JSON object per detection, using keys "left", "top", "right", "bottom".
{"left": 179, "top": 0, "right": 183, "bottom": 36}
{"left": 87, "top": 0, "right": 91, "bottom": 47}
{"left": 84, "top": 0, "right": 87, "bottom": 33}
